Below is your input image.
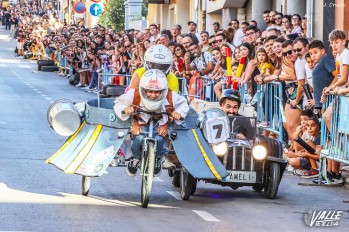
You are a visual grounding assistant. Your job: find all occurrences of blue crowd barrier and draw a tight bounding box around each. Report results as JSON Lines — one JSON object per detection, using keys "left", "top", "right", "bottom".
{"left": 194, "top": 76, "right": 218, "bottom": 102}
{"left": 319, "top": 94, "right": 349, "bottom": 184}
{"left": 256, "top": 82, "right": 284, "bottom": 143}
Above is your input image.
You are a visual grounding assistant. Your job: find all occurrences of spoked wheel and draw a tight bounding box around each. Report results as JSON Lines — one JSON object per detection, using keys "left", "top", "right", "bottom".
{"left": 82, "top": 176, "right": 91, "bottom": 196}
{"left": 141, "top": 142, "right": 155, "bottom": 208}
{"left": 180, "top": 168, "right": 196, "bottom": 200}
{"left": 264, "top": 162, "right": 281, "bottom": 199}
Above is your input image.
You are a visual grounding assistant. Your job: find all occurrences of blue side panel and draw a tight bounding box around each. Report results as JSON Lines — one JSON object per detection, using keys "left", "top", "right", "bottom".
{"left": 171, "top": 129, "right": 229, "bottom": 180}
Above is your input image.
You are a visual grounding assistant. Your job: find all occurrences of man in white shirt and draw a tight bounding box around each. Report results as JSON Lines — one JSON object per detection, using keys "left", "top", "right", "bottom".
{"left": 232, "top": 19, "right": 244, "bottom": 47}
{"left": 149, "top": 23, "right": 160, "bottom": 42}
{"left": 187, "top": 21, "right": 201, "bottom": 44}
{"left": 290, "top": 38, "right": 309, "bottom": 109}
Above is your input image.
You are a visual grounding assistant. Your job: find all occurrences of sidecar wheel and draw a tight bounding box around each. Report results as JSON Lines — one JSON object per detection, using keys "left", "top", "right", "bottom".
{"left": 82, "top": 176, "right": 91, "bottom": 196}
{"left": 172, "top": 170, "right": 180, "bottom": 187}
{"left": 180, "top": 168, "right": 195, "bottom": 200}
{"left": 264, "top": 162, "right": 280, "bottom": 199}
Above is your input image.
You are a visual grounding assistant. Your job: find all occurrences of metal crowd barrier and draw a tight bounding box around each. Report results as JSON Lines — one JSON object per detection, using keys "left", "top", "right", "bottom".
{"left": 101, "top": 63, "right": 132, "bottom": 86}
{"left": 319, "top": 94, "right": 349, "bottom": 183}
{"left": 239, "top": 83, "right": 249, "bottom": 104}
{"left": 256, "top": 82, "right": 284, "bottom": 143}
{"left": 193, "top": 76, "right": 218, "bottom": 102}
{"left": 57, "top": 54, "right": 73, "bottom": 76}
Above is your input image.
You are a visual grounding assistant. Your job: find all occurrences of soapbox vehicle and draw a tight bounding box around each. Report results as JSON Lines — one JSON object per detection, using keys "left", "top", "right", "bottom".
{"left": 46, "top": 98, "right": 286, "bottom": 208}
{"left": 168, "top": 107, "right": 287, "bottom": 200}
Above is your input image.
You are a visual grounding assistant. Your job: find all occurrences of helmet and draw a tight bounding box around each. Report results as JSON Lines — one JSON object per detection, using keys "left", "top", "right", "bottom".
{"left": 139, "top": 69, "right": 168, "bottom": 111}
{"left": 219, "top": 89, "right": 241, "bottom": 107}
{"left": 144, "top": 44, "right": 173, "bottom": 74}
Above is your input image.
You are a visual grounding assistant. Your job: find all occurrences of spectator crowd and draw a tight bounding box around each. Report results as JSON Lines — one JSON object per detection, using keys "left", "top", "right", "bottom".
{"left": 5, "top": 2, "right": 349, "bottom": 185}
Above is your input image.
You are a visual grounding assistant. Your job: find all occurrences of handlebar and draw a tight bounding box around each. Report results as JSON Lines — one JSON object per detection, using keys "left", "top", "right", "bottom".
{"left": 121, "top": 109, "right": 184, "bottom": 120}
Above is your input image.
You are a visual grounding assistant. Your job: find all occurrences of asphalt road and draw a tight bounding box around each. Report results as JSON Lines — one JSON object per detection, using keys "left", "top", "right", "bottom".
{"left": 0, "top": 26, "right": 348, "bottom": 232}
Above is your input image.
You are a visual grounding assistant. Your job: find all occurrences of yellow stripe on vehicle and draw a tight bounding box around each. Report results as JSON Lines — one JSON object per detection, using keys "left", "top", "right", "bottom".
{"left": 64, "top": 124, "right": 103, "bottom": 174}
{"left": 46, "top": 121, "right": 86, "bottom": 164}
{"left": 191, "top": 129, "right": 222, "bottom": 181}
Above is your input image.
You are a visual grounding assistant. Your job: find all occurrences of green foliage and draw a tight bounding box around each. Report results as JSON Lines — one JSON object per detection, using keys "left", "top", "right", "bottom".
{"left": 142, "top": 0, "right": 148, "bottom": 18}
{"left": 98, "top": 0, "right": 125, "bottom": 32}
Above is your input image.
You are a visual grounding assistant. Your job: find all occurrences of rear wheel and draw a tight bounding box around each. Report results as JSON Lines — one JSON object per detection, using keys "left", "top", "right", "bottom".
{"left": 41, "top": 66, "right": 59, "bottom": 72}
{"left": 180, "top": 168, "right": 196, "bottom": 200}
{"left": 141, "top": 142, "right": 155, "bottom": 208}
{"left": 264, "top": 162, "right": 280, "bottom": 199}
{"left": 82, "top": 176, "right": 91, "bottom": 196}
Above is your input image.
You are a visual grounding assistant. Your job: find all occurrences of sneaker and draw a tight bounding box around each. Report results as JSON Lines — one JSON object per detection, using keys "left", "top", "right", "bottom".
{"left": 75, "top": 82, "right": 83, "bottom": 87}
{"left": 126, "top": 158, "right": 140, "bottom": 177}
{"left": 92, "top": 89, "right": 100, "bottom": 93}
{"left": 162, "top": 157, "right": 176, "bottom": 170}
{"left": 312, "top": 178, "right": 328, "bottom": 185}
{"left": 301, "top": 168, "right": 319, "bottom": 178}
{"left": 154, "top": 158, "right": 162, "bottom": 177}
{"left": 293, "top": 169, "right": 307, "bottom": 176}
{"left": 331, "top": 173, "right": 344, "bottom": 184}
{"left": 287, "top": 165, "right": 294, "bottom": 172}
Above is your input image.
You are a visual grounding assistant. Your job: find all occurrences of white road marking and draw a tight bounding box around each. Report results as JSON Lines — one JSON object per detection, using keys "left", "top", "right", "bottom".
{"left": 50, "top": 101, "right": 54, "bottom": 103}
{"left": 0, "top": 121, "right": 7, "bottom": 124}
{"left": 19, "top": 78, "right": 23, "bottom": 79}
{"left": 37, "top": 91, "right": 42, "bottom": 94}
{"left": 166, "top": 191, "right": 182, "bottom": 200}
{"left": 45, "top": 97, "right": 52, "bottom": 100}
{"left": 33, "top": 89, "right": 38, "bottom": 91}
{"left": 0, "top": 64, "right": 8, "bottom": 67}
{"left": 41, "top": 94, "right": 47, "bottom": 97}
{"left": 17, "top": 65, "right": 31, "bottom": 69}
{"left": 25, "top": 84, "right": 31, "bottom": 86}
{"left": 29, "top": 86, "right": 34, "bottom": 88}
{"left": 193, "top": 210, "right": 219, "bottom": 222}
{"left": 153, "top": 177, "right": 163, "bottom": 182}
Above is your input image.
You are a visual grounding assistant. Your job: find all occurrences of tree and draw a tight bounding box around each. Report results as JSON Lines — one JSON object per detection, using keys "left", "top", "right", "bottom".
{"left": 98, "top": 0, "right": 125, "bottom": 32}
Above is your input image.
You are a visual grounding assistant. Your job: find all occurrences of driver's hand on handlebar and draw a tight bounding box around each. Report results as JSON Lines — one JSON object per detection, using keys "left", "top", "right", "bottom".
{"left": 124, "top": 106, "right": 135, "bottom": 114}
{"left": 171, "top": 111, "right": 182, "bottom": 120}
{"left": 158, "top": 124, "right": 168, "bottom": 137}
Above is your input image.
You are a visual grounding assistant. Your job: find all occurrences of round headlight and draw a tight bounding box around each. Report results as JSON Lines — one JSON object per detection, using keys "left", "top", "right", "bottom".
{"left": 212, "top": 142, "right": 228, "bottom": 156}
{"left": 252, "top": 145, "right": 267, "bottom": 160}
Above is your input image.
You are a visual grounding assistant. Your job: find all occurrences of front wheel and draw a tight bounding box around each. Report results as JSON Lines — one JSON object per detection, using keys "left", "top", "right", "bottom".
{"left": 141, "top": 142, "right": 155, "bottom": 208}
{"left": 82, "top": 176, "right": 91, "bottom": 196}
{"left": 180, "top": 168, "right": 196, "bottom": 200}
{"left": 264, "top": 162, "right": 281, "bottom": 199}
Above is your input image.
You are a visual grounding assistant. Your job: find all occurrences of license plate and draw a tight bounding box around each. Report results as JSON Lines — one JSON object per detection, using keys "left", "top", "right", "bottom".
{"left": 222, "top": 171, "right": 256, "bottom": 183}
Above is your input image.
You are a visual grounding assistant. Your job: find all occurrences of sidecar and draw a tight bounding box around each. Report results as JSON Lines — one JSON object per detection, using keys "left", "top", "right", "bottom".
{"left": 46, "top": 98, "right": 132, "bottom": 195}
{"left": 169, "top": 108, "right": 287, "bottom": 200}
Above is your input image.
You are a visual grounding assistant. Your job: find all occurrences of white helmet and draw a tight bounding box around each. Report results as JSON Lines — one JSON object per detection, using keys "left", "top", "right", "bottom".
{"left": 144, "top": 44, "right": 173, "bottom": 74}
{"left": 139, "top": 69, "right": 168, "bottom": 111}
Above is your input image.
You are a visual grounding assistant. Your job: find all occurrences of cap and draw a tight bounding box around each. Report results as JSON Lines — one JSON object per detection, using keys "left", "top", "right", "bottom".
{"left": 188, "top": 21, "right": 197, "bottom": 26}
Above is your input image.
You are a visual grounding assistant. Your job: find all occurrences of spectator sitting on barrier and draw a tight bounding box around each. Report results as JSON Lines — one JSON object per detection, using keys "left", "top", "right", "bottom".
{"left": 286, "top": 117, "right": 320, "bottom": 178}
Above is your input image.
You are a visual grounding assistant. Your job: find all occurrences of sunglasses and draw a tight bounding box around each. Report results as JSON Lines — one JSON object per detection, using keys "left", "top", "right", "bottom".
{"left": 125, "top": 45, "right": 131, "bottom": 48}
{"left": 209, "top": 41, "right": 216, "bottom": 46}
{"left": 293, "top": 48, "right": 302, "bottom": 53}
{"left": 282, "top": 50, "right": 294, "bottom": 56}
{"left": 216, "top": 39, "right": 223, "bottom": 43}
